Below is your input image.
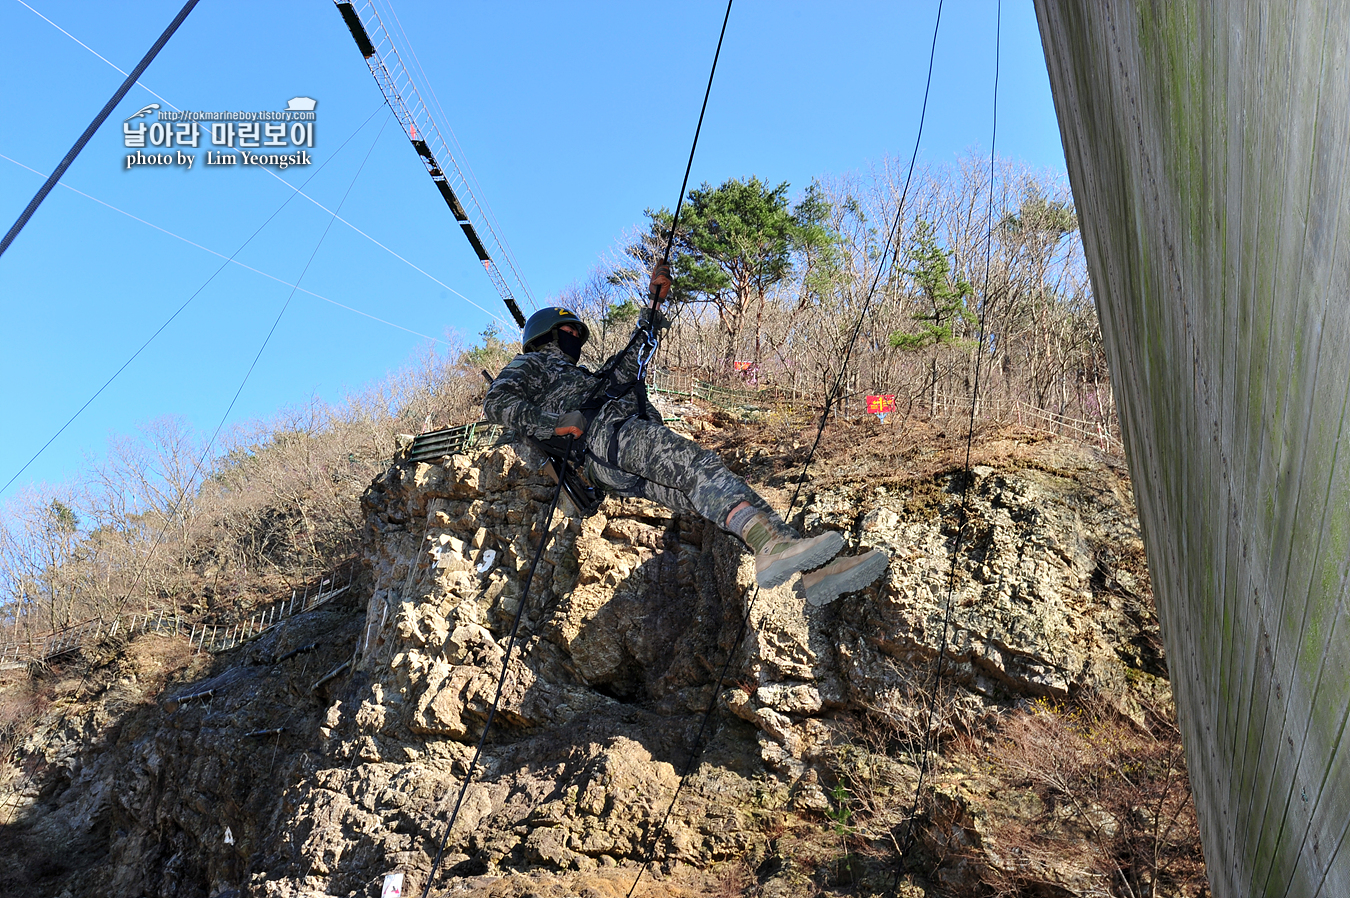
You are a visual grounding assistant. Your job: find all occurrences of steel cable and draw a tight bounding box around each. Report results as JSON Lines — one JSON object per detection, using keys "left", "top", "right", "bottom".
{"left": 419, "top": 443, "right": 572, "bottom": 898}
{"left": 0, "top": 104, "right": 391, "bottom": 498}
{"left": 888, "top": 3, "right": 1000, "bottom": 892}
{"left": 0, "top": 0, "right": 200, "bottom": 261}
{"left": 11, "top": 2, "right": 513, "bottom": 331}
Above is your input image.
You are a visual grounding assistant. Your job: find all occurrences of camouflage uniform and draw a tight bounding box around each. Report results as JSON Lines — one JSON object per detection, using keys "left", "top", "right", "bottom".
{"left": 484, "top": 325, "right": 770, "bottom": 528}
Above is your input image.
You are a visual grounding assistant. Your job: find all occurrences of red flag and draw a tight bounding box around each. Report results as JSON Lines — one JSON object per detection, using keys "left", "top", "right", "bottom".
{"left": 866, "top": 394, "right": 895, "bottom": 415}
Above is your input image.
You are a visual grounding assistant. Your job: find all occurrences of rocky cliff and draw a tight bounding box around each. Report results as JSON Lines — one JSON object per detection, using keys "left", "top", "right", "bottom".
{"left": 0, "top": 427, "right": 1199, "bottom": 897}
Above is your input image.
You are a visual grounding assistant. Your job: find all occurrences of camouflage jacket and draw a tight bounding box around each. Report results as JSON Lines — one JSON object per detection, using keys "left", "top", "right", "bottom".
{"left": 483, "top": 325, "right": 658, "bottom": 451}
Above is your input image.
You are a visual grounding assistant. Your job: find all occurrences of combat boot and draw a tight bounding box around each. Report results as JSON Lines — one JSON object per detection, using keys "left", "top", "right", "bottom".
{"left": 730, "top": 507, "right": 844, "bottom": 589}
{"left": 800, "top": 549, "right": 890, "bottom": 606}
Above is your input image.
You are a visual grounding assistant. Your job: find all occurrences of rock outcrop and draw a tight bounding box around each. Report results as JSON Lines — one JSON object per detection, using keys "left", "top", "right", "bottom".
{"left": 254, "top": 439, "right": 1160, "bottom": 896}
{"left": 0, "top": 434, "right": 1176, "bottom": 897}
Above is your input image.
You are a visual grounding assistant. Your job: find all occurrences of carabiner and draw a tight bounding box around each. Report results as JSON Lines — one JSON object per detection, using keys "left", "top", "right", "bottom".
{"left": 635, "top": 327, "right": 659, "bottom": 381}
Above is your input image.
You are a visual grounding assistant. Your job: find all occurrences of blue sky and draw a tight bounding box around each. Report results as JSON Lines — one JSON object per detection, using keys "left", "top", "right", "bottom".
{"left": 0, "top": 0, "right": 1066, "bottom": 500}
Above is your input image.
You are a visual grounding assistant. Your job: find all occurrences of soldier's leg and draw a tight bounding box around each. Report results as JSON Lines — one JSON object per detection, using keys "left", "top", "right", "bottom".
{"left": 590, "top": 419, "right": 886, "bottom": 600}
{"left": 611, "top": 419, "right": 849, "bottom": 588}
{"left": 611, "top": 418, "right": 770, "bottom": 526}
{"left": 585, "top": 426, "right": 750, "bottom": 524}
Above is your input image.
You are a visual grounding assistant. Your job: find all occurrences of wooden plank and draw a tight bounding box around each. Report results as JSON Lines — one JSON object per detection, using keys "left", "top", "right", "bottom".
{"left": 1034, "top": 2, "right": 1350, "bottom": 895}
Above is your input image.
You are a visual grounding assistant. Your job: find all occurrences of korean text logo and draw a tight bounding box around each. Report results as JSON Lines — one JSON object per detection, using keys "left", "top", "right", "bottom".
{"left": 123, "top": 99, "right": 317, "bottom": 171}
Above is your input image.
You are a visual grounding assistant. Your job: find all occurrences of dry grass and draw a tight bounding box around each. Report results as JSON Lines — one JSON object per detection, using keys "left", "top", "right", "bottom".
{"left": 978, "top": 694, "right": 1208, "bottom": 898}
{"left": 0, "top": 678, "right": 49, "bottom": 785}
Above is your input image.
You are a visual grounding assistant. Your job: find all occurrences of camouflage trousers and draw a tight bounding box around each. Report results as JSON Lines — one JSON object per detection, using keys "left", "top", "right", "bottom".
{"left": 584, "top": 417, "right": 789, "bottom": 534}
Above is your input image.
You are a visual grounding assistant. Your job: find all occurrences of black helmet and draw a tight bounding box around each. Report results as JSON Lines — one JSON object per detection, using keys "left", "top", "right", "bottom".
{"left": 521, "top": 307, "right": 590, "bottom": 354}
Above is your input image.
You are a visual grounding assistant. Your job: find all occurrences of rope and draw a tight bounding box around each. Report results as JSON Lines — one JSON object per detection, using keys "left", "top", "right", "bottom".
{"left": 890, "top": 0, "right": 1000, "bottom": 886}
{"left": 623, "top": 3, "right": 949, "bottom": 894}
{"left": 259, "top": 175, "right": 516, "bottom": 332}
{"left": 623, "top": 5, "right": 946, "bottom": 890}
{"left": 656, "top": 0, "right": 733, "bottom": 274}
{"left": 0, "top": 104, "right": 392, "bottom": 499}
{"left": 0, "top": 0, "right": 200, "bottom": 261}
{"left": 638, "top": 0, "right": 734, "bottom": 359}
{"left": 408, "top": 7, "right": 737, "bottom": 890}
{"left": 788, "top": 0, "right": 945, "bottom": 514}
{"left": 419, "top": 441, "right": 572, "bottom": 898}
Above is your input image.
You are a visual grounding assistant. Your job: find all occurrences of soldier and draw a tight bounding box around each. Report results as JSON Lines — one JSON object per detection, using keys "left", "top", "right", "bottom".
{"left": 484, "top": 267, "right": 888, "bottom": 606}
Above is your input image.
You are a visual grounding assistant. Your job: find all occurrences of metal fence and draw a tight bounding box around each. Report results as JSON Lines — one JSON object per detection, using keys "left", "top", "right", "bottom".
{"left": 404, "top": 421, "right": 510, "bottom": 463}
{"left": 398, "top": 368, "right": 1121, "bottom": 467}
{"left": 184, "top": 571, "right": 353, "bottom": 653}
{"left": 647, "top": 368, "right": 797, "bottom": 410}
{"left": 650, "top": 369, "right": 1122, "bottom": 453}
{"left": 0, "top": 563, "right": 356, "bottom": 669}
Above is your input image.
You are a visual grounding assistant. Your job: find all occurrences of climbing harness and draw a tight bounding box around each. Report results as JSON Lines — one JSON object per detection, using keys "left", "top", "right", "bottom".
{"left": 485, "top": 308, "right": 667, "bottom": 521}
{"left": 534, "top": 437, "right": 603, "bottom": 519}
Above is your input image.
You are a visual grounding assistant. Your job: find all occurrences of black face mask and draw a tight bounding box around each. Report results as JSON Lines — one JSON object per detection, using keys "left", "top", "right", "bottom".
{"left": 555, "top": 329, "right": 584, "bottom": 362}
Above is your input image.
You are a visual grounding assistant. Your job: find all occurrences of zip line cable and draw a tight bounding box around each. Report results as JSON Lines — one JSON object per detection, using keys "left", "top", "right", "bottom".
{"left": 644, "top": 0, "right": 734, "bottom": 321}
{"left": 418, "top": 444, "right": 572, "bottom": 898}
{"left": 0, "top": 105, "right": 389, "bottom": 499}
{"left": 627, "top": 4, "right": 947, "bottom": 893}
{"left": 0, "top": 117, "right": 389, "bottom": 830}
{"left": 892, "top": 1, "right": 1000, "bottom": 884}
{"left": 409, "top": 6, "right": 735, "bottom": 892}
{"left": 11, "top": 1, "right": 510, "bottom": 331}
{"left": 194, "top": 114, "right": 394, "bottom": 499}
{"left": 0, "top": 152, "right": 456, "bottom": 347}
{"left": 0, "top": 0, "right": 200, "bottom": 260}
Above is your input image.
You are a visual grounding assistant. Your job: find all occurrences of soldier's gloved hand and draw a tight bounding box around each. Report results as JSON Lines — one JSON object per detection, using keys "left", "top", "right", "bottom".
{"left": 637, "top": 306, "right": 671, "bottom": 334}
{"left": 554, "top": 411, "right": 587, "bottom": 439}
{"left": 648, "top": 261, "right": 672, "bottom": 303}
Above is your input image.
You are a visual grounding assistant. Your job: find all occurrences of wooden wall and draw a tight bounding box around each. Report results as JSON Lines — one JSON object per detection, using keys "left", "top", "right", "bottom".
{"left": 1033, "top": 3, "right": 1350, "bottom": 895}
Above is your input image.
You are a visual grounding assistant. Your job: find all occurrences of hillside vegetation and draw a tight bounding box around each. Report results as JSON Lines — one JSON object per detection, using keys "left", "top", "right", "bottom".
{"left": 0, "top": 157, "right": 1203, "bottom": 898}
{"left": 1, "top": 155, "right": 1103, "bottom": 643}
